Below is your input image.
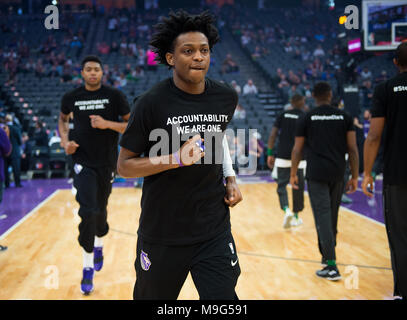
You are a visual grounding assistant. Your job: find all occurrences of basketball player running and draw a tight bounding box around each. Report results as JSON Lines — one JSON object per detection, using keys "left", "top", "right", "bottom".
{"left": 290, "top": 82, "right": 359, "bottom": 281}
{"left": 59, "top": 55, "right": 131, "bottom": 295}
{"left": 362, "top": 42, "right": 407, "bottom": 300}
{"left": 117, "top": 10, "right": 243, "bottom": 300}
{"left": 267, "top": 94, "right": 306, "bottom": 228}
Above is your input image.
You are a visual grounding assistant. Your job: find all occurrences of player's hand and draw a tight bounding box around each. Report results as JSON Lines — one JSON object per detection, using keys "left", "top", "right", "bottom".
{"left": 63, "top": 140, "right": 79, "bottom": 155}
{"left": 290, "top": 175, "right": 299, "bottom": 190}
{"left": 267, "top": 155, "right": 275, "bottom": 170}
{"left": 362, "top": 174, "right": 374, "bottom": 198}
{"left": 90, "top": 115, "right": 109, "bottom": 130}
{"left": 178, "top": 134, "right": 205, "bottom": 166}
{"left": 224, "top": 177, "right": 243, "bottom": 208}
{"left": 345, "top": 177, "right": 358, "bottom": 194}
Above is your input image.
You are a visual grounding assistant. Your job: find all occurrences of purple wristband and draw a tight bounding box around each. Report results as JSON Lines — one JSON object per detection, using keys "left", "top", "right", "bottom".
{"left": 173, "top": 151, "right": 184, "bottom": 167}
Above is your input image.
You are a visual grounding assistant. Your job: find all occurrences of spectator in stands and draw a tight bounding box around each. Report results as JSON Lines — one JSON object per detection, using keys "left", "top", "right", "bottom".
{"left": 48, "top": 130, "right": 61, "bottom": 147}
{"left": 313, "top": 44, "right": 325, "bottom": 58}
{"left": 110, "top": 41, "right": 119, "bottom": 53}
{"left": 284, "top": 42, "right": 293, "bottom": 53}
{"left": 243, "top": 79, "right": 258, "bottom": 95}
{"left": 361, "top": 80, "right": 373, "bottom": 109}
{"left": 241, "top": 31, "right": 251, "bottom": 46}
{"left": 123, "top": 63, "right": 132, "bottom": 76}
{"left": 118, "top": 73, "right": 127, "bottom": 87}
{"left": 119, "top": 38, "right": 128, "bottom": 55}
{"left": 248, "top": 132, "right": 265, "bottom": 170}
{"left": 70, "top": 36, "right": 82, "bottom": 49}
{"left": 4, "top": 114, "right": 22, "bottom": 188}
{"left": 22, "top": 58, "right": 35, "bottom": 73}
{"left": 61, "top": 65, "right": 73, "bottom": 83}
{"left": 137, "top": 46, "right": 146, "bottom": 67}
{"left": 108, "top": 17, "right": 118, "bottom": 31}
{"left": 32, "top": 122, "right": 49, "bottom": 147}
{"left": 288, "top": 70, "right": 301, "bottom": 85}
{"left": 278, "top": 74, "right": 290, "bottom": 90}
{"left": 221, "top": 53, "right": 239, "bottom": 74}
{"left": 128, "top": 40, "right": 137, "bottom": 57}
{"left": 234, "top": 104, "right": 246, "bottom": 120}
{"left": 97, "top": 42, "right": 110, "bottom": 55}
{"left": 360, "top": 67, "right": 372, "bottom": 82}
{"left": 133, "top": 66, "right": 144, "bottom": 78}
{"left": 48, "top": 64, "right": 60, "bottom": 78}
{"left": 288, "top": 84, "right": 302, "bottom": 99}
{"left": 231, "top": 80, "right": 241, "bottom": 95}
{"left": 20, "top": 132, "right": 32, "bottom": 173}
{"left": 35, "top": 59, "right": 45, "bottom": 79}
{"left": 375, "top": 70, "right": 388, "bottom": 84}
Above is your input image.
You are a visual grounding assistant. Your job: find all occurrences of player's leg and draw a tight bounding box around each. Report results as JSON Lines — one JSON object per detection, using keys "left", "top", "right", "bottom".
{"left": 307, "top": 179, "right": 341, "bottom": 280}
{"left": 190, "top": 230, "right": 240, "bottom": 300}
{"left": 73, "top": 165, "right": 99, "bottom": 294}
{"left": 291, "top": 168, "right": 305, "bottom": 227}
{"left": 329, "top": 180, "right": 344, "bottom": 251}
{"left": 133, "top": 238, "right": 193, "bottom": 300}
{"left": 277, "top": 167, "right": 293, "bottom": 228}
{"left": 383, "top": 185, "right": 407, "bottom": 299}
{"left": 93, "top": 167, "right": 114, "bottom": 272}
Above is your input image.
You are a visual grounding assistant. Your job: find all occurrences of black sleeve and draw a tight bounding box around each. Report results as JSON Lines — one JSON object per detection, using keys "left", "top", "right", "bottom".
{"left": 371, "top": 82, "right": 387, "bottom": 118}
{"left": 119, "top": 95, "right": 152, "bottom": 154}
{"left": 273, "top": 111, "right": 283, "bottom": 129}
{"left": 60, "top": 93, "right": 72, "bottom": 115}
{"left": 115, "top": 89, "right": 131, "bottom": 116}
{"left": 295, "top": 113, "right": 307, "bottom": 137}
{"left": 345, "top": 112, "right": 355, "bottom": 132}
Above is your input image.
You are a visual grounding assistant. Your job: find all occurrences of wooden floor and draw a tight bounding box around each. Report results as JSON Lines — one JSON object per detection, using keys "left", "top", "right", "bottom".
{"left": 0, "top": 183, "right": 394, "bottom": 300}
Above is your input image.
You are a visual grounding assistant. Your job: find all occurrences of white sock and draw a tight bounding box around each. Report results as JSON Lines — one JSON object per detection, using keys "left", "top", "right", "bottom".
{"left": 94, "top": 236, "right": 103, "bottom": 248}
{"left": 83, "top": 250, "right": 94, "bottom": 269}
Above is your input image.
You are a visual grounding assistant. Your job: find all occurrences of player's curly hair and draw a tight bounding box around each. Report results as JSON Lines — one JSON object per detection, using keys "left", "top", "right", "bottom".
{"left": 149, "top": 10, "right": 220, "bottom": 68}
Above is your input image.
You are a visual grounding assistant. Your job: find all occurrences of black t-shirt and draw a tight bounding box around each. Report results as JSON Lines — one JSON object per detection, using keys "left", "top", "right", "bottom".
{"left": 61, "top": 85, "right": 130, "bottom": 168}
{"left": 371, "top": 72, "right": 407, "bottom": 186}
{"left": 273, "top": 108, "right": 304, "bottom": 159}
{"left": 120, "top": 77, "right": 238, "bottom": 245}
{"left": 296, "top": 105, "right": 354, "bottom": 182}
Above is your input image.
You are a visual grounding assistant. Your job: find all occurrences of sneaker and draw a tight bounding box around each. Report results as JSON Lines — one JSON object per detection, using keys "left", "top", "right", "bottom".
{"left": 291, "top": 217, "right": 303, "bottom": 227}
{"left": 94, "top": 247, "right": 103, "bottom": 272}
{"left": 80, "top": 267, "right": 94, "bottom": 295}
{"left": 283, "top": 209, "right": 294, "bottom": 229}
{"left": 0, "top": 245, "right": 7, "bottom": 252}
{"left": 341, "top": 194, "right": 353, "bottom": 204}
{"left": 316, "top": 265, "right": 341, "bottom": 281}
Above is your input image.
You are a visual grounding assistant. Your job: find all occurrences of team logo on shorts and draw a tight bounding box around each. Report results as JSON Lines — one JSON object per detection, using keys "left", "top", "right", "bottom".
{"left": 140, "top": 250, "right": 151, "bottom": 271}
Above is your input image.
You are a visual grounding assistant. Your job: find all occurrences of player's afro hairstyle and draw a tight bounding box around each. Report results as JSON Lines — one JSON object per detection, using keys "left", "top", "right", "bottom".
{"left": 149, "top": 10, "right": 220, "bottom": 68}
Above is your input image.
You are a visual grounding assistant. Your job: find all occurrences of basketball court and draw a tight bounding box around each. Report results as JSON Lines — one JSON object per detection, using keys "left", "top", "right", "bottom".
{"left": 0, "top": 176, "right": 393, "bottom": 300}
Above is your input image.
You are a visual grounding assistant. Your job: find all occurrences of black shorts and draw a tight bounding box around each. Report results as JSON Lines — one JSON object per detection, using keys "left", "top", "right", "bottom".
{"left": 133, "top": 229, "right": 241, "bottom": 300}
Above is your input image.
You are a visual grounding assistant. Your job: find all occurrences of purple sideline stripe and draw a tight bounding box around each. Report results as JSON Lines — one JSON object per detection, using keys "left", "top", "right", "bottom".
{"left": 0, "top": 178, "right": 138, "bottom": 237}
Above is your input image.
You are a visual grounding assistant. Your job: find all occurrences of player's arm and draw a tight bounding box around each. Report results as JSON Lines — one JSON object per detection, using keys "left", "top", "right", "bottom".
{"left": 222, "top": 135, "right": 243, "bottom": 207}
{"left": 362, "top": 83, "right": 386, "bottom": 197}
{"left": 89, "top": 113, "right": 130, "bottom": 134}
{"left": 59, "top": 112, "right": 79, "bottom": 155}
{"left": 117, "top": 135, "right": 204, "bottom": 178}
{"left": 267, "top": 126, "right": 278, "bottom": 169}
{"left": 290, "top": 136, "right": 305, "bottom": 189}
{"left": 362, "top": 117, "right": 385, "bottom": 196}
{"left": 345, "top": 130, "right": 359, "bottom": 194}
